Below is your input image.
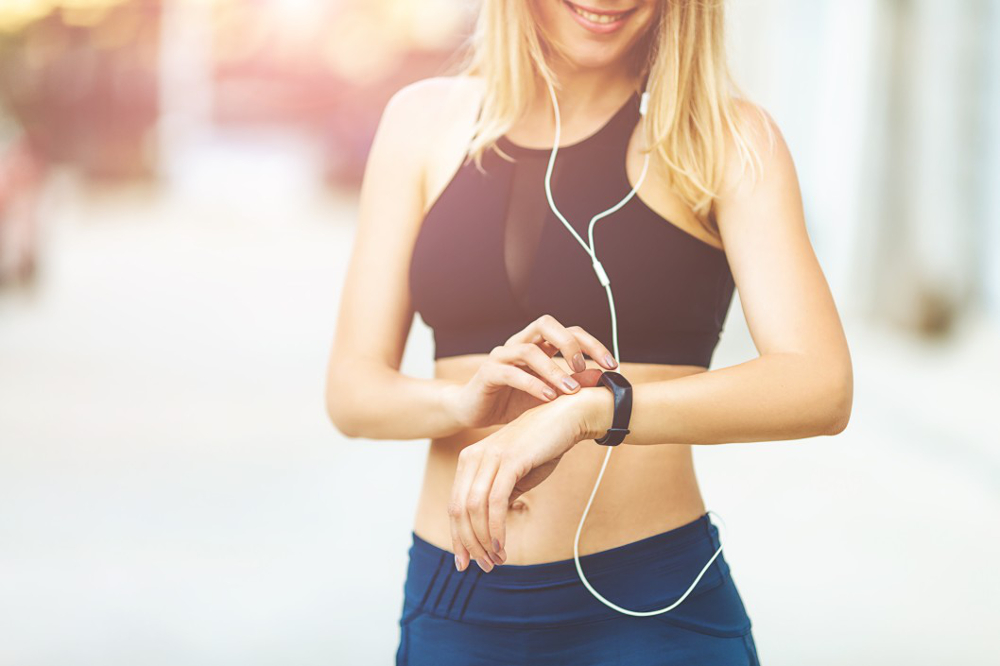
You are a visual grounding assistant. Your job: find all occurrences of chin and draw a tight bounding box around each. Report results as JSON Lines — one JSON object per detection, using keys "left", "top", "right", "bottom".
{"left": 536, "top": 0, "right": 656, "bottom": 71}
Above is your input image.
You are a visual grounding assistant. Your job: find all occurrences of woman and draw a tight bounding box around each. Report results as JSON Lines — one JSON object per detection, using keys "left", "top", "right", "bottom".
{"left": 327, "top": 0, "right": 853, "bottom": 664}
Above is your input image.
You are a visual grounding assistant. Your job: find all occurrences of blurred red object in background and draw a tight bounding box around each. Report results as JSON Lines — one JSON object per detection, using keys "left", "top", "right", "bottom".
{"left": 0, "top": 124, "right": 46, "bottom": 287}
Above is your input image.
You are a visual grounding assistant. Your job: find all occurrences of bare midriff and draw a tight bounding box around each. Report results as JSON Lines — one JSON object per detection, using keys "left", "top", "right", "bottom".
{"left": 412, "top": 354, "right": 711, "bottom": 565}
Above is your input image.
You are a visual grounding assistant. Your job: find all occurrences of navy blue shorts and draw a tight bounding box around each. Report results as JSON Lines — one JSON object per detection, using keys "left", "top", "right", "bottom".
{"left": 395, "top": 513, "right": 760, "bottom": 665}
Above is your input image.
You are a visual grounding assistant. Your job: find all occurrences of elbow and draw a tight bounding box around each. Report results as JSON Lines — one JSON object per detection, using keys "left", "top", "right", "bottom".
{"left": 823, "top": 400, "right": 851, "bottom": 436}
{"left": 325, "top": 355, "right": 376, "bottom": 439}
{"left": 326, "top": 387, "right": 363, "bottom": 439}
{"left": 820, "top": 359, "right": 853, "bottom": 436}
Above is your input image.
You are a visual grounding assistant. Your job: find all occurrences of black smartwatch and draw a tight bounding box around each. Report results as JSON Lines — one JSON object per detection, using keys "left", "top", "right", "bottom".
{"left": 594, "top": 371, "right": 632, "bottom": 446}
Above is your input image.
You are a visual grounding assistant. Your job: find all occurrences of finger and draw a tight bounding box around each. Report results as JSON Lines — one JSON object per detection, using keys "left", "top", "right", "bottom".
{"left": 516, "top": 342, "right": 584, "bottom": 395}
{"left": 496, "top": 364, "right": 558, "bottom": 403}
{"left": 448, "top": 449, "right": 476, "bottom": 572}
{"left": 488, "top": 463, "right": 519, "bottom": 559}
{"left": 537, "top": 339, "right": 560, "bottom": 357}
{"left": 493, "top": 343, "right": 577, "bottom": 396}
{"left": 509, "top": 314, "right": 586, "bottom": 374}
{"left": 459, "top": 508, "right": 493, "bottom": 573}
{"left": 481, "top": 352, "right": 558, "bottom": 402}
{"left": 451, "top": 447, "right": 493, "bottom": 572}
{"left": 448, "top": 507, "right": 471, "bottom": 572}
{"left": 510, "top": 331, "right": 558, "bottom": 360}
{"left": 533, "top": 314, "right": 588, "bottom": 373}
{"left": 467, "top": 446, "right": 504, "bottom": 565}
{"left": 474, "top": 348, "right": 515, "bottom": 392}
{"left": 566, "top": 325, "right": 618, "bottom": 370}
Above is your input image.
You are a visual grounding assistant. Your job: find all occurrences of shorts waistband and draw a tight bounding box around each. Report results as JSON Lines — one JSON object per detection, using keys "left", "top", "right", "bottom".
{"left": 401, "top": 512, "right": 730, "bottom": 628}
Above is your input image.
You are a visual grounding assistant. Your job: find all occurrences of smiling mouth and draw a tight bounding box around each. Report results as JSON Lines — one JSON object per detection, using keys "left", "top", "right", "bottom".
{"left": 563, "top": 1, "right": 636, "bottom": 24}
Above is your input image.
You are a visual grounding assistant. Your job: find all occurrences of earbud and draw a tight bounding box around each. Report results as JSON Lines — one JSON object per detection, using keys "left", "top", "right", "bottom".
{"left": 542, "top": 77, "right": 726, "bottom": 618}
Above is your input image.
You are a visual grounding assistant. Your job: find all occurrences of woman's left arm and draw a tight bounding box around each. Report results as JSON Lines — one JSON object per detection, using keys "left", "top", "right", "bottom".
{"left": 575, "top": 104, "right": 854, "bottom": 445}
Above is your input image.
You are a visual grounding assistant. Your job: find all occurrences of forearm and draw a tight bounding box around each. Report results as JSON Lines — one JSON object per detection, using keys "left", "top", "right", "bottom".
{"left": 575, "top": 352, "right": 853, "bottom": 446}
{"left": 327, "top": 363, "right": 465, "bottom": 441}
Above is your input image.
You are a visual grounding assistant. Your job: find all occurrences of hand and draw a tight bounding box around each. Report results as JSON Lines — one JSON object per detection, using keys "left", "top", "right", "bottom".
{"left": 446, "top": 314, "right": 618, "bottom": 430}
{"left": 448, "top": 393, "right": 591, "bottom": 573}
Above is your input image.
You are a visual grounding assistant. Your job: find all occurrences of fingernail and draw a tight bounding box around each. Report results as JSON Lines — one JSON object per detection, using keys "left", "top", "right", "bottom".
{"left": 455, "top": 554, "right": 462, "bottom": 571}
{"left": 573, "top": 352, "right": 586, "bottom": 372}
{"left": 604, "top": 354, "right": 618, "bottom": 368}
{"left": 491, "top": 540, "right": 506, "bottom": 563}
{"left": 476, "top": 557, "right": 493, "bottom": 573}
{"left": 543, "top": 387, "right": 557, "bottom": 400}
{"left": 488, "top": 552, "right": 502, "bottom": 566}
{"left": 562, "top": 376, "right": 580, "bottom": 391}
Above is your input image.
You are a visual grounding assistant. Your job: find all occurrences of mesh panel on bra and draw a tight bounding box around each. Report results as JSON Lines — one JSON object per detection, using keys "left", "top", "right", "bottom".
{"left": 502, "top": 153, "right": 569, "bottom": 314}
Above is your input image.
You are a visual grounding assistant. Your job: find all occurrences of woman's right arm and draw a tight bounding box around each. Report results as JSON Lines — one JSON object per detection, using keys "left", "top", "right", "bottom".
{"left": 325, "top": 78, "right": 470, "bottom": 441}
{"left": 325, "top": 78, "right": 618, "bottom": 441}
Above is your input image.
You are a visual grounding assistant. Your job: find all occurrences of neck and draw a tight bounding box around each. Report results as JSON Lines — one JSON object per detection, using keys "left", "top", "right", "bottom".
{"left": 537, "top": 58, "right": 641, "bottom": 120}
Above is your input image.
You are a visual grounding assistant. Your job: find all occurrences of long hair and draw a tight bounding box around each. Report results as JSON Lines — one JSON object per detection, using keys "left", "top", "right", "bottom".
{"left": 450, "top": 0, "right": 773, "bottom": 236}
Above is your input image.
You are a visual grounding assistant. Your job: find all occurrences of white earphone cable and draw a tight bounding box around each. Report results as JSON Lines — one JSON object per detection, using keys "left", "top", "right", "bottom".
{"left": 542, "top": 76, "right": 726, "bottom": 617}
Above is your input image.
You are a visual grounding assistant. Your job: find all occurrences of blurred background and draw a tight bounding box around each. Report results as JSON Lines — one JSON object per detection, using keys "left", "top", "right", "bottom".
{"left": 0, "top": 0, "right": 997, "bottom": 664}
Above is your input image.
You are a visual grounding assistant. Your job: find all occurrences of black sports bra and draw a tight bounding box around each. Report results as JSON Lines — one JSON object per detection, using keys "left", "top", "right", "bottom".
{"left": 408, "top": 88, "right": 735, "bottom": 367}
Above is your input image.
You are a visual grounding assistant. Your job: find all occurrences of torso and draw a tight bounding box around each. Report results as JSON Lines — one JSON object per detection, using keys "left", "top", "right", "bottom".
{"left": 408, "top": 75, "right": 727, "bottom": 564}
{"left": 415, "top": 357, "right": 710, "bottom": 564}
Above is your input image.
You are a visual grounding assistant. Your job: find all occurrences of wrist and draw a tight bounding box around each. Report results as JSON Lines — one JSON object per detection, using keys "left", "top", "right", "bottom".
{"left": 439, "top": 379, "right": 469, "bottom": 431}
{"left": 564, "top": 386, "right": 615, "bottom": 442}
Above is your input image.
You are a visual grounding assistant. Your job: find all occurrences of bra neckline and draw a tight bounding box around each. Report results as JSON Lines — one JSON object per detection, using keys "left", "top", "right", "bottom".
{"left": 496, "top": 89, "right": 640, "bottom": 158}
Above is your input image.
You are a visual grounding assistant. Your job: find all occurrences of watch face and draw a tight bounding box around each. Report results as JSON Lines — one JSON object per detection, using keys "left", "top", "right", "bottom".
{"left": 601, "top": 371, "right": 631, "bottom": 390}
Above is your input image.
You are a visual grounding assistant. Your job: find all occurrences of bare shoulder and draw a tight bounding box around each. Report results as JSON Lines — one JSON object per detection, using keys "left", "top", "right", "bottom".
{"left": 386, "top": 74, "right": 484, "bottom": 117}
{"left": 718, "top": 97, "right": 791, "bottom": 199}
{"left": 373, "top": 75, "right": 485, "bottom": 207}
{"left": 358, "top": 74, "right": 486, "bottom": 221}
{"left": 380, "top": 75, "right": 484, "bottom": 151}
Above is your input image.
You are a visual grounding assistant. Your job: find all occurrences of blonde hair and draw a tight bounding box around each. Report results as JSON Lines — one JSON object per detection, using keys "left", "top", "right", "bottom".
{"left": 449, "top": 0, "right": 773, "bottom": 236}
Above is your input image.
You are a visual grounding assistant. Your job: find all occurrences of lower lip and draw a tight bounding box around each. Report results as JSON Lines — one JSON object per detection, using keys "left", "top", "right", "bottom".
{"left": 563, "top": 1, "right": 633, "bottom": 35}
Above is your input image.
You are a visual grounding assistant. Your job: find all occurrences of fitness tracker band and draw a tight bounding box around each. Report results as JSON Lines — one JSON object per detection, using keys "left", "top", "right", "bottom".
{"left": 594, "top": 371, "right": 632, "bottom": 446}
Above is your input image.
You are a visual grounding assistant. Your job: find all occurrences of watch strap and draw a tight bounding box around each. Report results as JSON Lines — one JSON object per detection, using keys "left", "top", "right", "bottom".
{"left": 594, "top": 371, "right": 632, "bottom": 446}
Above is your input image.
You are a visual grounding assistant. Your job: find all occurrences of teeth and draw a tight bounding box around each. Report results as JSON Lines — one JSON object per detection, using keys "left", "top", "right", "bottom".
{"left": 569, "top": 3, "right": 626, "bottom": 24}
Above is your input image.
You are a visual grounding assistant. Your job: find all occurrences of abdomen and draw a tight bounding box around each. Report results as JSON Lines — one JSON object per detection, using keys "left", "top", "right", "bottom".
{"left": 412, "top": 356, "right": 710, "bottom": 565}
